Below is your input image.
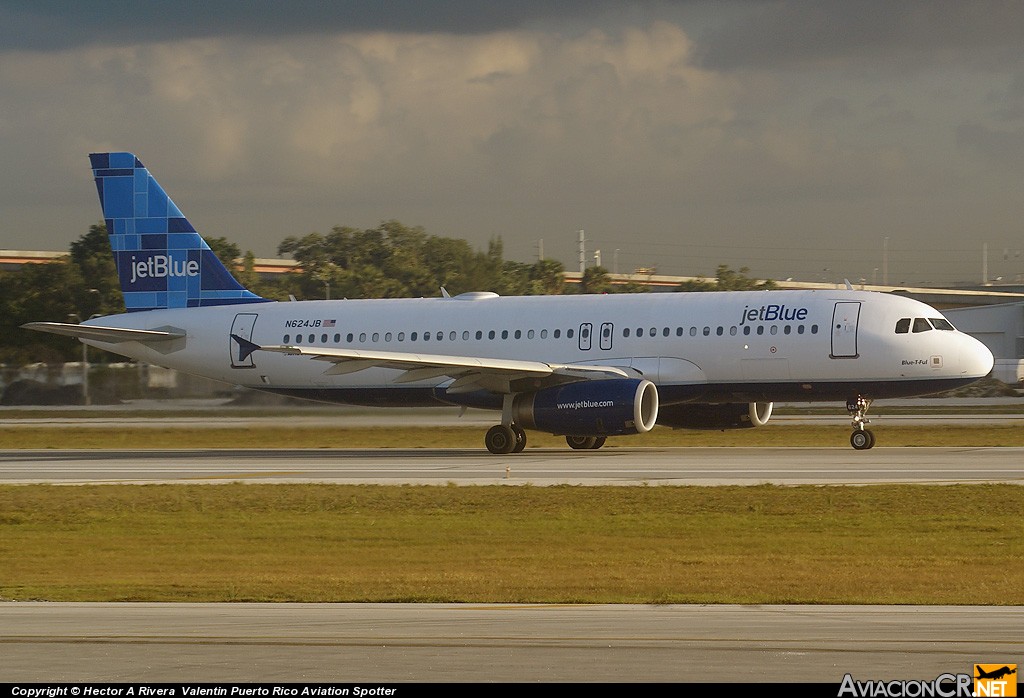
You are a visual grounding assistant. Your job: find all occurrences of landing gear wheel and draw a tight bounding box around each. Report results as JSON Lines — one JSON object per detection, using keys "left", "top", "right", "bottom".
{"left": 850, "top": 429, "right": 875, "bottom": 450}
{"left": 589, "top": 436, "right": 607, "bottom": 450}
{"left": 485, "top": 425, "right": 516, "bottom": 454}
{"left": 566, "top": 435, "right": 598, "bottom": 450}
{"left": 846, "top": 395, "right": 876, "bottom": 450}
{"left": 512, "top": 425, "right": 527, "bottom": 453}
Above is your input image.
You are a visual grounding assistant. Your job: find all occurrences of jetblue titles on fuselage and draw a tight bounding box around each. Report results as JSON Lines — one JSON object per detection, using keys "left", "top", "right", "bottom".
{"left": 740, "top": 303, "right": 808, "bottom": 325}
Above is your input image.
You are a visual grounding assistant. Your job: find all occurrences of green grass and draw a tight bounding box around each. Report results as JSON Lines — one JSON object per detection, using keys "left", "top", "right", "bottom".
{"left": 1, "top": 484, "right": 1021, "bottom": 604}
{"left": 3, "top": 424, "right": 1024, "bottom": 449}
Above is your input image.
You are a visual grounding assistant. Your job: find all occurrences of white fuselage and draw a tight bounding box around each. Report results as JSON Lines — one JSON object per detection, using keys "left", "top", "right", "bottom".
{"left": 82, "top": 289, "right": 993, "bottom": 408}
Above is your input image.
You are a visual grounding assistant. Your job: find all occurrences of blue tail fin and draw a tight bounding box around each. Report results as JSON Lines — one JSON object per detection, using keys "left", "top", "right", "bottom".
{"left": 89, "top": 152, "right": 267, "bottom": 312}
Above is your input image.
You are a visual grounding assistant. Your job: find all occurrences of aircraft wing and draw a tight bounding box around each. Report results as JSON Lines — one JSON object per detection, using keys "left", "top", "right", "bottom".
{"left": 22, "top": 322, "right": 185, "bottom": 344}
{"left": 255, "top": 341, "right": 632, "bottom": 394}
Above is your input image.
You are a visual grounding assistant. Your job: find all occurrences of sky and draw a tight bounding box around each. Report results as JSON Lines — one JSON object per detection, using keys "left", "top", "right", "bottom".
{"left": 1, "top": 0, "right": 1023, "bottom": 286}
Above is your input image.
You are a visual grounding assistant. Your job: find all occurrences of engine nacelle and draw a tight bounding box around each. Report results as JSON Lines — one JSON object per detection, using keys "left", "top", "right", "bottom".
{"left": 513, "top": 379, "right": 659, "bottom": 436}
{"left": 657, "top": 402, "right": 773, "bottom": 430}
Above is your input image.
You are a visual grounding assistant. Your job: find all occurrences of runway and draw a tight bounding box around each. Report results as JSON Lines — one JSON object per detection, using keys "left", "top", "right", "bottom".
{"left": 2, "top": 603, "right": 1021, "bottom": 683}
{"left": 2, "top": 446, "right": 1023, "bottom": 485}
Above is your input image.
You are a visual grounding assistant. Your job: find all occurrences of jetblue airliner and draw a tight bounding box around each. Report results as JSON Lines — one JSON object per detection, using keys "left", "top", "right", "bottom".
{"left": 24, "top": 153, "right": 994, "bottom": 453}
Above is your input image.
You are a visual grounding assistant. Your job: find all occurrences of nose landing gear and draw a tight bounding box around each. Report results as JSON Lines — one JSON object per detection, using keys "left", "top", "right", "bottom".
{"left": 847, "top": 396, "right": 875, "bottom": 450}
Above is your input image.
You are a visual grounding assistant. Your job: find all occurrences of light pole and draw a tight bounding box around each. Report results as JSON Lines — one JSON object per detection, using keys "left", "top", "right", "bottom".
{"left": 67, "top": 313, "right": 89, "bottom": 406}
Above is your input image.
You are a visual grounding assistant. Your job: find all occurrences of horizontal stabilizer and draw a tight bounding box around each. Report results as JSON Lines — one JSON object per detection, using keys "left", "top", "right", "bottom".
{"left": 22, "top": 322, "right": 185, "bottom": 344}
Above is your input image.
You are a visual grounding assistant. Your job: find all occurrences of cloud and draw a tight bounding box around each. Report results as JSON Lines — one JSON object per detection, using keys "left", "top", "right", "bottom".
{"left": 0, "top": 1, "right": 622, "bottom": 51}
{"left": 698, "top": 0, "right": 1024, "bottom": 73}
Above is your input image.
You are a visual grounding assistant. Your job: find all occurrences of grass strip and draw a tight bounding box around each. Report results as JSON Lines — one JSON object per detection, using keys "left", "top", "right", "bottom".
{"left": 1, "top": 483, "right": 1021, "bottom": 604}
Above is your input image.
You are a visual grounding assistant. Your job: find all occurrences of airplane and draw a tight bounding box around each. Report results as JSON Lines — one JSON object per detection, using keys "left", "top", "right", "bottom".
{"left": 24, "top": 152, "right": 994, "bottom": 453}
{"left": 975, "top": 666, "right": 1017, "bottom": 681}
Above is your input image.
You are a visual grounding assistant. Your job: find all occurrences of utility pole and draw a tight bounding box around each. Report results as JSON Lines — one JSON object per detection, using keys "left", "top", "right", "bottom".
{"left": 882, "top": 237, "right": 889, "bottom": 286}
{"left": 68, "top": 313, "right": 89, "bottom": 406}
{"left": 578, "top": 229, "right": 586, "bottom": 273}
{"left": 536, "top": 239, "right": 544, "bottom": 261}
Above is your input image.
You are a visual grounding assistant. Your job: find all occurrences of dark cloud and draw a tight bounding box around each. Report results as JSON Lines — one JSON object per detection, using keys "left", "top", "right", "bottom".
{"left": 698, "top": 0, "right": 1024, "bottom": 71}
{"left": 0, "top": 1, "right": 621, "bottom": 51}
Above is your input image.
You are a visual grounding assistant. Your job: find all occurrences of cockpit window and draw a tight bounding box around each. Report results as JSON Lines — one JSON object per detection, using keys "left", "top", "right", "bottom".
{"left": 912, "top": 318, "right": 933, "bottom": 333}
{"left": 930, "top": 318, "right": 955, "bottom": 331}
{"left": 895, "top": 318, "right": 911, "bottom": 334}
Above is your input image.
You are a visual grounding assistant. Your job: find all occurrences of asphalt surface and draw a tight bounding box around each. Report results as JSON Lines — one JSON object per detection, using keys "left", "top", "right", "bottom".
{"left": 2, "top": 446, "right": 1022, "bottom": 485}
{"left": 2, "top": 603, "right": 1021, "bottom": 683}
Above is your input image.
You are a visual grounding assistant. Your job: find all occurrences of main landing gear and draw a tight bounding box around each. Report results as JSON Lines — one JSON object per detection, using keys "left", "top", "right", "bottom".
{"left": 847, "top": 396, "right": 875, "bottom": 450}
{"left": 566, "top": 435, "right": 606, "bottom": 450}
{"left": 485, "top": 424, "right": 526, "bottom": 454}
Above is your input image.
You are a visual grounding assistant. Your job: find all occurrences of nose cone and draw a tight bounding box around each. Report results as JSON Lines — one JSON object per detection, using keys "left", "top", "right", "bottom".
{"left": 961, "top": 334, "right": 994, "bottom": 378}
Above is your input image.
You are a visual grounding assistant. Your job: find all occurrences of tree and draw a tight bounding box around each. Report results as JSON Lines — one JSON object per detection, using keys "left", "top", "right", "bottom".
{"left": 580, "top": 266, "right": 613, "bottom": 294}
{"left": 677, "top": 265, "right": 776, "bottom": 292}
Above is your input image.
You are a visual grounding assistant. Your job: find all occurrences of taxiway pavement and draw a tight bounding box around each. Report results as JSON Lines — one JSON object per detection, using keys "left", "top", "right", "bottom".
{"left": 2, "top": 603, "right": 1021, "bottom": 683}
{"left": 2, "top": 446, "right": 1022, "bottom": 485}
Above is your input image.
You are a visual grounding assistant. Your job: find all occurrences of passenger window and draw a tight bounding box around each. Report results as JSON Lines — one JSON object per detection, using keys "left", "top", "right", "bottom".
{"left": 371, "top": 333, "right": 379, "bottom": 342}
{"left": 554, "top": 329, "right": 561, "bottom": 338}
{"left": 411, "top": 332, "right": 418, "bottom": 341}
{"left": 703, "top": 327, "right": 710, "bottom": 336}
{"left": 624, "top": 328, "right": 631, "bottom": 338}
{"left": 676, "top": 327, "right": 683, "bottom": 337}
{"left": 283, "top": 334, "right": 290, "bottom": 343}
{"left": 730, "top": 326, "right": 737, "bottom": 336}
{"left": 743, "top": 326, "right": 751, "bottom": 336}
{"left": 798, "top": 325, "right": 805, "bottom": 335}
{"left": 567, "top": 329, "right": 574, "bottom": 339}
{"left": 528, "top": 329, "right": 535, "bottom": 339}
{"left": 783, "top": 326, "right": 791, "bottom": 335}
{"left": 663, "top": 328, "right": 670, "bottom": 337}
{"left": 913, "top": 318, "right": 933, "bottom": 333}
{"left": 649, "top": 327, "right": 656, "bottom": 336}
{"left": 811, "top": 325, "right": 818, "bottom": 334}
{"left": 770, "top": 326, "right": 778, "bottom": 335}
{"left": 756, "top": 326, "right": 764, "bottom": 335}
{"left": 476, "top": 330, "right": 483, "bottom": 340}
{"left": 716, "top": 327, "right": 723, "bottom": 336}
{"left": 385, "top": 332, "right": 392, "bottom": 342}
{"left": 689, "top": 327, "right": 697, "bottom": 337}
{"left": 515, "top": 330, "right": 522, "bottom": 339}
{"left": 895, "top": 318, "right": 911, "bottom": 334}
{"left": 489, "top": 330, "right": 495, "bottom": 339}
{"left": 334, "top": 334, "right": 341, "bottom": 343}
{"left": 423, "top": 332, "right": 430, "bottom": 341}
{"left": 540, "top": 329, "right": 547, "bottom": 339}
{"left": 398, "top": 332, "right": 405, "bottom": 341}
{"left": 439, "top": 331, "right": 446, "bottom": 341}
{"left": 463, "top": 331, "right": 470, "bottom": 340}
{"left": 359, "top": 333, "right": 367, "bottom": 342}
{"left": 308, "top": 334, "right": 315, "bottom": 343}
{"left": 502, "top": 330, "right": 509, "bottom": 339}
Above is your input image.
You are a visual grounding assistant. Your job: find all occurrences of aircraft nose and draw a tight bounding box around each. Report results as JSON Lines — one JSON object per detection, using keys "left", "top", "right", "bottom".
{"left": 961, "top": 334, "right": 994, "bottom": 378}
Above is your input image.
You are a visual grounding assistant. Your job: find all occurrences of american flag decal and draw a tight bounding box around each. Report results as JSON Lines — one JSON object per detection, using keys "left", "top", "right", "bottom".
{"left": 323, "top": 319, "right": 336, "bottom": 327}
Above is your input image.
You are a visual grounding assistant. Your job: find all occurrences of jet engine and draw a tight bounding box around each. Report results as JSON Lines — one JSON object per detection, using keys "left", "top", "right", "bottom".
{"left": 657, "top": 402, "right": 773, "bottom": 430}
{"left": 512, "top": 379, "right": 659, "bottom": 436}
